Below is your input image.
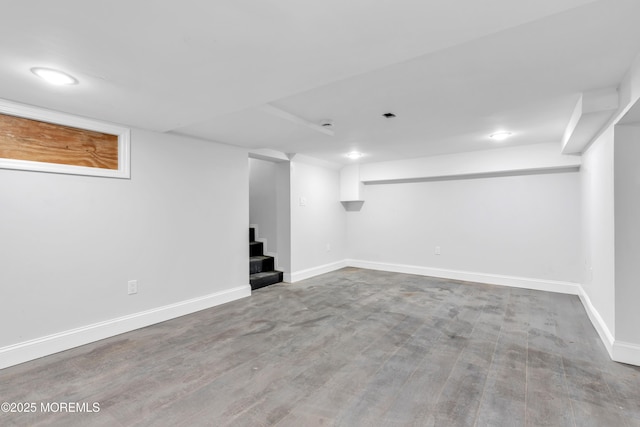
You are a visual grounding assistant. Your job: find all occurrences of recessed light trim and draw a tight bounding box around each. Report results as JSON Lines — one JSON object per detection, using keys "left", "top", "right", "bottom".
{"left": 31, "top": 67, "right": 78, "bottom": 86}
{"left": 346, "top": 151, "right": 363, "bottom": 160}
{"left": 489, "top": 131, "right": 512, "bottom": 141}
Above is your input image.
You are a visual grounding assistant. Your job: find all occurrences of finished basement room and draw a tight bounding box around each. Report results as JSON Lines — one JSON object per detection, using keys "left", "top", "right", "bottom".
{"left": 1, "top": 1, "right": 640, "bottom": 426}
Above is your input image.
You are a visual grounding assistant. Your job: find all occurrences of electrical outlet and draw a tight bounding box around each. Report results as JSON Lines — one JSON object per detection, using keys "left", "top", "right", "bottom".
{"left": 435, "top": 246, "right": 441, "bottom": 255}
{"left": 128, "top": 280, "right": 138, "bottom": 295}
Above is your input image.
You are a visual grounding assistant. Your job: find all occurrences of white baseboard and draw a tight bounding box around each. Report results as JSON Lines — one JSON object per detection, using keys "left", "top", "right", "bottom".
{"left": 286, "top": 260, "right": 348, "bottom": 283}
{"left": 0, "top": 285, "right": 251, "bottom": 370}
{"left": 577, "top": 287, "right": 615, "bottom": 358}
{"left": 612, "top": 341, "right": 640, "bottom": 366}
{"left": 577, "top": 287, "right": 640, "bottom": 366}
{"left": 346, "top": 259, "right": 581, "bottom": 295}
{"left": 284, "top": 258, "right": 581, "bottom": 295}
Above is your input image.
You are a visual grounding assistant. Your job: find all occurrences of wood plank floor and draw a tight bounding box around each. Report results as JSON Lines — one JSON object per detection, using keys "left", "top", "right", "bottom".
{"left": 2, "top": 268, "right": 640, "bottom": 426}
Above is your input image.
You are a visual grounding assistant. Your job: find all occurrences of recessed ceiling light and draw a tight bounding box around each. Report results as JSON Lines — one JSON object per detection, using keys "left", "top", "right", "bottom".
{"left": 31, "top": 67, "right": 78, "bottom": 86}
{"left": 346, "top": 151, "right": 363, "bottom": 160}
{"left": 489, "top": 131, "right": 512, "bottom": 141}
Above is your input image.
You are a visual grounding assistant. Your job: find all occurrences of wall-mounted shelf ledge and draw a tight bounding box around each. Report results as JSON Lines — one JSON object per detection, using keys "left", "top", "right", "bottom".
{"left": 340, "top": 200, "right": 364, "bottom": 212}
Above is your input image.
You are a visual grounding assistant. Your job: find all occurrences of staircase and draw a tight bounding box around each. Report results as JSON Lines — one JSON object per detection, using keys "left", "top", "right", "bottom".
{"left": 249, "top": 227, "right": 283, "bottom": 290}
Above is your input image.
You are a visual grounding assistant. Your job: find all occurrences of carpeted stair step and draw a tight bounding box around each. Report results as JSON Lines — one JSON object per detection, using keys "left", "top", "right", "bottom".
{"left": 249, "top": 241, "right": 264, "bottom": 257}
{"left": 250, "top": 255, "right": 275, "bottom": 274}
{"left": 248, "top": 227, "right": 283, "bottom": 290}
{"left": 250, "top": 271, "right": 284, "bottom": 290}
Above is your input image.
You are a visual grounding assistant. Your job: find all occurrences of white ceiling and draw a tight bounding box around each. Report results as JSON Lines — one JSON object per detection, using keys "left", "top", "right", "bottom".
{"left": 1, "top": 0, "right": 639, "bottom": 165}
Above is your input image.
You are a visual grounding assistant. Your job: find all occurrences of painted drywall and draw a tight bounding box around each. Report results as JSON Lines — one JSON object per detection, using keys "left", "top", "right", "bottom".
{"left": 618, "top": 52, "right": 640, "bottom": 118}
{"left": 340, "top": 164, "right": 363, "bottom": 201}
{"left": 249, "top": 158, "right": 278, "bottom": 254}
{"left": 276, "top": 162, "right": 292, "bottom": 274}
{"left": 290, "top": 159, "right": 347, "bottom": 276}
{"left": 580, "top": 126, "right": 616, "bottom": 336}
{"left": 0, "top": 128, "right": 249, "bottom": 349}
{"left": 614, "top": 124, "right": 640, "bottom": 345}
{"left": 347, "top": 170, "right": 582, "bottom": 284}
{"left": 577, "top": 51, "right": 640, "bottom": 364}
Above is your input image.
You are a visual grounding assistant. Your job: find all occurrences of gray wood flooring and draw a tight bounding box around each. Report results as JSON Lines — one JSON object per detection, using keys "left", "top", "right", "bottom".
{"left": 2, "top": 268, "right": 639, "bottom": 426}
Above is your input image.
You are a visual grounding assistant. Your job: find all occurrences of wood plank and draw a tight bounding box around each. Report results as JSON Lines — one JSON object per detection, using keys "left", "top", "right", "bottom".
{"left": 0, "top": 113, "right": 118, "bottom": 170}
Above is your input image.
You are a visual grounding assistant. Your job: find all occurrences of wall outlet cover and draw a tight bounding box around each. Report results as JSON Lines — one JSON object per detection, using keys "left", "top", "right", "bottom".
{"left": 128, "top": 280, "right": 138, "bottom": 295}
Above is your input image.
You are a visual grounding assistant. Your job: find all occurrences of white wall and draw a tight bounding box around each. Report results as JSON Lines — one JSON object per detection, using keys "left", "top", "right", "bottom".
{"left": 578, "top": 52, "right": 640, "bottom": 365}
{"left": 614, "top": 124, "right": 640, "bottom": 345}
{"left": 580, "top": 126, "right": 616, "bottom": 337}
{"left": 347, "top": 171, "right": 582, "bottom": 284}
{"left": 290, "top": 159, "right": 347, "bottom": 279}
{"left": 249, "top": 158, "right": 278, "bottom": 253}
{"left": 275, "top": 162, "right": 292, "bottom": 273}
{"left": 0, "top": 128, "right": 249, "bottom": 365}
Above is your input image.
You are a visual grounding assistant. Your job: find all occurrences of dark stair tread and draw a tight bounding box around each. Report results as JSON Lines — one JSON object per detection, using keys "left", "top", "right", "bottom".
{"left": 250, "top": 271, "right": 280, "bottom": 279}
{"left": 249, "top": 241, "right": 264, "bottom": 256}
{"left": 250, "top": 255, "right": 275, "bottom": 274}
{"left": 248, "top": 228, "right": 281, "bottom": 290}
{"left": 250, "top": 270, "right": 283, "bottom": 290}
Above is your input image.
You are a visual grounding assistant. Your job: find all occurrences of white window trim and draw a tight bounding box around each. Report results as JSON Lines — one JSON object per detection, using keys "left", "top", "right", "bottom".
{"left": 0, "top": 98, "right": 130, "bottom": 179}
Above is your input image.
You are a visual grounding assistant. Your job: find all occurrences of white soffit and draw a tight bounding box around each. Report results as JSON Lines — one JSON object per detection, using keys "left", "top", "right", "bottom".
{"left": 248, "top": 149, "right": 290, "bottom": 162}
{"left": 359, "top": 143, "right": 581, "bottom": 183}
{"left": 561, "top": 87, "right": 619, "bottom": 154}
{"left": 618, "top": 98, "right": 640, "bottom": 126}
